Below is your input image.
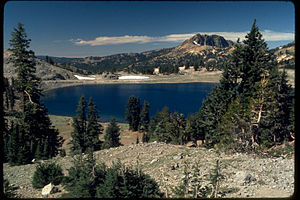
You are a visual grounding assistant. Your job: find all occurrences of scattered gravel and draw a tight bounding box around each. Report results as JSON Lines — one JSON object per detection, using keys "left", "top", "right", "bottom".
{"left": 3, "top": 142, "right": 295, "bottom": 198}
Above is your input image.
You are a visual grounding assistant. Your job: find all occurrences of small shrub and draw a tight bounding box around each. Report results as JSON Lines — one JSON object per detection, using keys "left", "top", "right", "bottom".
{"left": 32, "top": 162, "right": 64, "bottom": 189}
{"left": 62, "top": 156, "right": 163, "bottom": 198}
{"left": 3, "top": 179, "right": 17, "bottom": 198}
{"left": 60, "top": 149, "right": 66, "bottom": 157}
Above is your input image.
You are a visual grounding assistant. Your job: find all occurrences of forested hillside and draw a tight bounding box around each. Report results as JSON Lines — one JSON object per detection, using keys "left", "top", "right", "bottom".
{"left": 36, "top": 34, "right": 294, "bottom": 75}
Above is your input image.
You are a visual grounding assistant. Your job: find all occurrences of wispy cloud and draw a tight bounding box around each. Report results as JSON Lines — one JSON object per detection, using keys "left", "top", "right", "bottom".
{"left": 70, "top": 30, "right": 294, "bottom": 46}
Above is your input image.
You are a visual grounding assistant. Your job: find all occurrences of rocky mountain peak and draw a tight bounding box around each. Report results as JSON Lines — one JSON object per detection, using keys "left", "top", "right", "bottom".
{"left": 181, "top": 33, "right": 234, "bottom": 48}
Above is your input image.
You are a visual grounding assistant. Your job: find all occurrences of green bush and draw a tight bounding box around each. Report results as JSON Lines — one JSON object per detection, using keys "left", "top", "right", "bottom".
{"left": 3, "top": 179, "right": 17, "bottom": 198}
{"left": 62, "top": 156, "right": 163, "bottom": 198}
{"left": 95, "top": 161, "right": 163, "bottom": 198}
{"left": 32, "top": 162, "right": 64, "bottom": 189}
{"left": 60, "top": 149, "right": 66, "bottom": 157}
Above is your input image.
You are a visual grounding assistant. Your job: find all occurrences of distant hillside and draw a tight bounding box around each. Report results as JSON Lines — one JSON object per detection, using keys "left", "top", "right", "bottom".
{"left": 270, "top": 41, "right": 295, "bottom": 69}
{"left": 38, "top": 34, "right": 235, "bottom": 74}
{"left": 3, "top": 49, "right": 77, "bottom": 81}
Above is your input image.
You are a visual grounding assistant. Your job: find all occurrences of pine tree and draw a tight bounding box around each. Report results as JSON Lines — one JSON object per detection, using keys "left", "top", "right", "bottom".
{"left": 69, "top": 95, "right": 87, "bottom": 154}
{"left": 9, "top": 23, "right": 41, "bottom": 118}
{"left": 217, "top": 96, "right": 252, "bottom": 152}
{"left": 167, "top": 112, "right": 186, "bottom": 145}
{"left": 86, "top": 97, "right": 103, "bottom": 151}
{"left": 102, "top": 118, "right": 121, "bottom": 149}
{"left": 16, "top": 126, "right": 31, "bottom": 165}
{"left": 139, "top": 101, "right": 150, "bottom": 132}
{"left": 238, "top": 19, "right": 272, "bottom": 103}
{"left": 150, "top": 107, "right": 171, "bottom": 142}
{"left": 259, "top": 68, "right": 293, "bottom": 144}
{"left": 7, "top": 23, "right": 61, "bottom": 164}
{"left": 3, "top": 118, "right": 10, "bottom": 163}
{"left": 289, "top": 97, "right": 295, "bottom": 139}
{"left": 7, "top": 123, "right": 20, "bottom": 165}
{"left": 198, "top": 83, "right": 235, "bottom": 147}
{"left": 125, "top": 96, "right": 141, "bottom": 131}
{"left": 185, "top": 113, "right": 205, "bottom": 143}
{"left": 62, "top": 153, "right": 103, "bottom": 198}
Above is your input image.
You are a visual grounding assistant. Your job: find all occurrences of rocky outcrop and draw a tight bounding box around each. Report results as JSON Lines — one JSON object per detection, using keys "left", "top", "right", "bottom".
{"left": 3, "top": 49, "right": 76, "bottom": 81}
{"left": 181, "top": 34, "right": 234, "bottom": 48}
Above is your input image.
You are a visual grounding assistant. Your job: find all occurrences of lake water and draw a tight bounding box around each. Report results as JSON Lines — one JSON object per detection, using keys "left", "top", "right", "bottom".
{"left": 41, "top": 82, "right": 218, "bottom": 122}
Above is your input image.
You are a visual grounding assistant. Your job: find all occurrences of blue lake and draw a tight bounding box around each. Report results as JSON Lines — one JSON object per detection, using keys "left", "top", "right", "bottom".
{"left": 41, "top": 82, "right": 218, "bottom": 122}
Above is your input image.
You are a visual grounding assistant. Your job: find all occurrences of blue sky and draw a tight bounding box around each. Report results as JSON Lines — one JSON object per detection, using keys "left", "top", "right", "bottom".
{"left": 4, "top": 1, "right": 295, "bottom": 57}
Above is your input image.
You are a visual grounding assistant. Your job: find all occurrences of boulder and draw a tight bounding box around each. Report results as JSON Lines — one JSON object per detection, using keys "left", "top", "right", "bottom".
{"left": 41, "top": 183, "right": 54, "bottom": 196}
{"left": 196, "top": 140, "right": 205, "bottom": 147}
{"left": 186, "top": 141, "right": 196, "bottom": 147}
{"left": 244, "top": 174, "right": 257, "bottom": 184}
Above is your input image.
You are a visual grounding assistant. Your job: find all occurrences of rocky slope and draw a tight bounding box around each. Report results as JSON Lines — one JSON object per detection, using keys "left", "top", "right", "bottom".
{"left": 270, "top": 41, "right": 295, "bottom": 69}
{"left": 3, "top": 142, "right": 295, "bottom": 198}
{"left": 3, "top": 49, "right": 76, "bottom": 81}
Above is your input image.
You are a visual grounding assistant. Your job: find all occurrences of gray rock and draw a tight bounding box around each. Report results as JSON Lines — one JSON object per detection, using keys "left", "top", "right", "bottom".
{"left": 150, "top": 158, "right": 158, "bottom": 164}
{"left": 173, "top": 155, "right": 183, "bottom": 160}
{"left": 42, "top": 183, "right": 54, "bottom": 196}
{"left": 244, "top": 174, "right": 257, "bottom": 184}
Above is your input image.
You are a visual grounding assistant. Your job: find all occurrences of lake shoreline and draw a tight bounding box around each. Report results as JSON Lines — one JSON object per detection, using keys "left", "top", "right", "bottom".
{"left": 41, "top": 68, "right": 294, "bottom": 92}
{"left": 41, "top": 71, "right": 222, "bottom": 92}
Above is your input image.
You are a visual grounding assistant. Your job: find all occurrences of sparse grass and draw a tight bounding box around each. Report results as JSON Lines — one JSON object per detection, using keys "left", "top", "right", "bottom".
{"left": 49, "top": 115, "right": 134, "bottom": 150}
{"left": 220, "top": 186, "right": 240, "bottom": 196}
{"left": 221, "top": 158, "right": 244, "bottom": 169}
{"left": 257, "top": 179, "right": 266, "bottom": 185}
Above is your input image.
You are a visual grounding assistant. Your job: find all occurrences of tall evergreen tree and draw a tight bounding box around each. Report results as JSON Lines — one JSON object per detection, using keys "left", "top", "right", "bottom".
{"left": 9, "top": 23, "right": 41, "bottom": 118}
{"left": 263, "top": 69, "right": 293, "bottom": 144}
{"left": 198, "top": 19, "right": 294, "bottom": 150}
{"left": 7, "top": 123, "right": 20, "bottom": 165}
{"left": 185, "top": 112, "right": 206, "bottom": 143}
{"left": 238, "top": 19, "right": 272, "bottom": 103}
{"left": 149, "top": 107, "right": 171, "bottom": 142}
{"left": 102, "top": 118, "right": 121, "bottom": 149}
{"left": 6, "top": 23, "right": 62, "bottom": 164}
{"left": 139, "top": 101, "right": 150, "bottom": 132}
{"left": 69, "top": 95, "right": 87, "bottom": 154}
{"left": 125, "top": 96, "right": 141, "bottom": 131}
{"left": 86, "top": 97, "right": 103, "bottom": 151}
{"left": 197, "top": 82, "right": 236, "bottom": 147}
{"left": 167, "top": 112, "right": 186, "bottom": 145}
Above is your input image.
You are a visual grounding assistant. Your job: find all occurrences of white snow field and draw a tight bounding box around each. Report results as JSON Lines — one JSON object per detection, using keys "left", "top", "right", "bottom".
{"left": 118, "top": 75, "right": 149, "bottom": 80}
{"left": 74, "top": 75, "right": 96, "bottom": 80}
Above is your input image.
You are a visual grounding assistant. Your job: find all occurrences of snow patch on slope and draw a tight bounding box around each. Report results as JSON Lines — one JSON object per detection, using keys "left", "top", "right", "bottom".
{"left": 74, "top": 75, "right": 96, "bottom": 80}
{"left": 118, "top": 75, "right": 149, "bottom": 80}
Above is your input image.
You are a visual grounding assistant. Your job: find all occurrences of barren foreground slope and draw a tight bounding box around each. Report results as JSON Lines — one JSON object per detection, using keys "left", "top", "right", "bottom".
{"left": 3, "top": 141, "right": 294, "bottom": 198}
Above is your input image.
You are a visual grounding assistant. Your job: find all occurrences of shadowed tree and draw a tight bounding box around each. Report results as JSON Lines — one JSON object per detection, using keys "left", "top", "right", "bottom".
{"left": 125, "top": 96, "right": 141, "bottom": 131}
{"left": 102, "top": 118, "right": 121, "bottom": 149}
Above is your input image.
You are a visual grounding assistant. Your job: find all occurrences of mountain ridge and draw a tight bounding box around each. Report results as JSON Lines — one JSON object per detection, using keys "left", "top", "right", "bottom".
{"left": 4, "top": 34, "right": 295, "bottom": 79}
{"left": 36, "top": 34, "right": 235, "bottom": 74}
